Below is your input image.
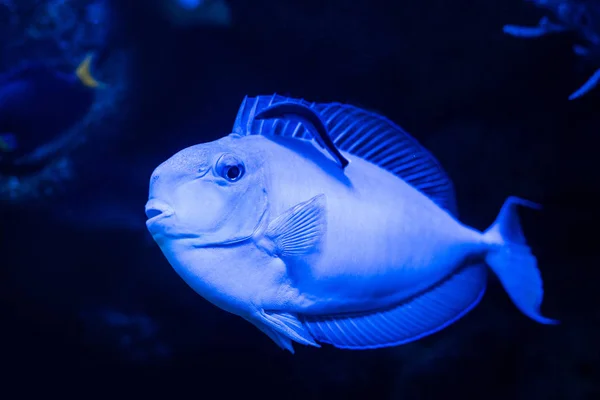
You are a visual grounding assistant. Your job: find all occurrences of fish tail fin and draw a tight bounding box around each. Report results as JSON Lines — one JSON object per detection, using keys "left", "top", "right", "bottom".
{"left": 483, "top": 196, "right": 559, "bottom": 325}
{"left": 75, "top": 53, "right": 105, "bottom": 89}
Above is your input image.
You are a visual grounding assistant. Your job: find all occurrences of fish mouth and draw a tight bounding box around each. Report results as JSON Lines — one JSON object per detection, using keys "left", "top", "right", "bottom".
{"left": 145, "top": 199, "right": 175, "bottom": 228}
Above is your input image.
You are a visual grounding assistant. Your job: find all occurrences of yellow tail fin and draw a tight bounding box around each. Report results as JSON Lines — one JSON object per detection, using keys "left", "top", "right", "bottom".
{"left": 75, "top": 53, "right": 106, "bottom": 89}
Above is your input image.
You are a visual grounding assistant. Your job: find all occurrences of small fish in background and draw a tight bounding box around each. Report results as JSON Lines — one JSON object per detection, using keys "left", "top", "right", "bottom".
{"left": 0, "top": 53, "right": 105, "bottom": 158}
{"left": 144, "top": 94, "right": 558, "bottom": 354}
{"left": 157, "top": 0, "right": 232, "bottom": 27}
{"left": 504, "top": 0, "right": 600, "bottom": 100}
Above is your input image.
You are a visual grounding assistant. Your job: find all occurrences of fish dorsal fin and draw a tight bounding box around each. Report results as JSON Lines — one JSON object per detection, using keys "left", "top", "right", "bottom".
{"left": 254, "top": 103, "right": 350, "bottom": 169}
{"left": 233, "top": 94, "right": 315, "bottom": 139}
{"left": 232, "top": 94, "right": 457, "bottom": 216}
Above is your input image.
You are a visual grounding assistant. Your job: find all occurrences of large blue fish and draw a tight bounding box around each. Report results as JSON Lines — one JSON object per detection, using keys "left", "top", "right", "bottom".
{"left": 145, "top": 94, "right": 558, "bottom": 353}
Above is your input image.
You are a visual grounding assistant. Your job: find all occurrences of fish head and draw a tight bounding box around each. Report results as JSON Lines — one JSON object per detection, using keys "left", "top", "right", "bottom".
{"left": 145, "top": 134, "right": 268, "bottom": 249}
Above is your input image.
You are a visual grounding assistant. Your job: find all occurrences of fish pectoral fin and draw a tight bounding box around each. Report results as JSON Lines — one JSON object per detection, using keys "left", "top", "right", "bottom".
{"left": 264, "top": 194, "right": 326, "bottom": 257}
{"left": 257, "top": 309, "right": 320, "bottom": 353}
{"left": 301, "top": 264, "right": 488, "bottom": 349}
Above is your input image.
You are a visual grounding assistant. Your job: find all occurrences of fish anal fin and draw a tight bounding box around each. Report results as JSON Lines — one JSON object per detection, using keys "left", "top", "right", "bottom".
{"left": 302, "top": 264, "right": 488, "bottom": 349}
{"left": 264, "top": 194, "right": 326, "bottom": 257}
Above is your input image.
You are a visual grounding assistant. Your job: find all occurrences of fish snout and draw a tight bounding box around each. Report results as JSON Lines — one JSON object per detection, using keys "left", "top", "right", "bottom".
{"left": 145, "top": 199, "right": 174, "bottom": 224}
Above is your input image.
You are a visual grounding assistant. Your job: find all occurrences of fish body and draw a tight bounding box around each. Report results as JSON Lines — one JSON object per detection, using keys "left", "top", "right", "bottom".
{"left": 0, "top": 54, "right": 100, "bottom": 155}
{"left": 240, "top": 136, "right": 482, "bottom": 314}
{"left": 146, "top": 95, "right": 557, "bottom": 353}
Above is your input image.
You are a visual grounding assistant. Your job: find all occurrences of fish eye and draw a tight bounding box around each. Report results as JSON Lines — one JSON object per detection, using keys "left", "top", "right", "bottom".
{"left": 215, "top": 153, "right": 245, "bottom": 182}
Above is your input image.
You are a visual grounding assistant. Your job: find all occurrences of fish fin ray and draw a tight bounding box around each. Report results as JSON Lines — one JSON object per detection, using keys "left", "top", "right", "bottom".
{"left": 315, "top": 102, "right": 457, "bottom": 216}
{"left": 265, "top": 194, "right": 326, "bottom": 257}
{"left": 302, "top": 264, "right": 487, "bottom": 349}
{"left": 257, "top": 310, "right": 320, "bottom": 352}
{"left": 232, "top": 95, "right": 457, "bottom": 215}
{"left": 232, "top": 94, "right": 309, "bottom": 138}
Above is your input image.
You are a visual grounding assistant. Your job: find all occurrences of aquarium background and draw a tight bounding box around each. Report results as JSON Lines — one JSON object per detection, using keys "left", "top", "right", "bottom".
{"left": 0, "top": 0, "right": 598, "bottom": 398}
